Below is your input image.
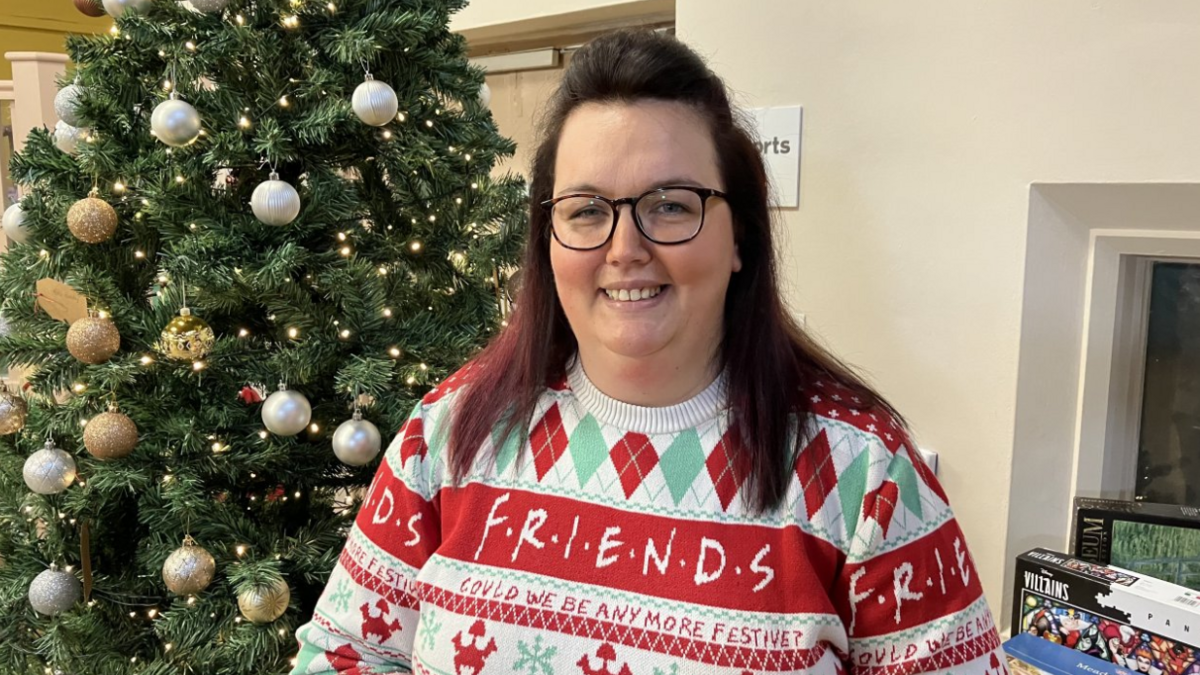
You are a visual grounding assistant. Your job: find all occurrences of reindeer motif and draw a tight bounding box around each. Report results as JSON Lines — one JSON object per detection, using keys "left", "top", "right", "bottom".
{"left": 452, "top": 619, "right": 498, "bottom": 675}
{"left": 578, "top": 643, "right": 634, "bottom": 675}
{"left": 359, "top": 599, "right": 403, "bottom": 643}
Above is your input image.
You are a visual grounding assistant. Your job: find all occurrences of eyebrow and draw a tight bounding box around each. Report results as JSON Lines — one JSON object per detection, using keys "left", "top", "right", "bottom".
{"left": 555, "top": 177, "right": 707, "bottom": 197}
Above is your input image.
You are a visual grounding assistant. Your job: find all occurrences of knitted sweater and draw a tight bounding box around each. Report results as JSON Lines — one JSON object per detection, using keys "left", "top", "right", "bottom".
{"left": 291, "top": 359, "right": 1004, "bottom": 675}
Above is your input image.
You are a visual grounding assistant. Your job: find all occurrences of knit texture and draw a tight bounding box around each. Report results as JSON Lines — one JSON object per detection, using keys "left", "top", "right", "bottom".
{"left": 291, "top": 360, "right": 1005, "bottom": 675}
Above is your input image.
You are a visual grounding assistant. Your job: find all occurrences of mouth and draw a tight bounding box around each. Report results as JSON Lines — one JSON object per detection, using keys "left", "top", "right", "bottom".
{"left": 601, "top": 285, "right": 668, "bottom": 303}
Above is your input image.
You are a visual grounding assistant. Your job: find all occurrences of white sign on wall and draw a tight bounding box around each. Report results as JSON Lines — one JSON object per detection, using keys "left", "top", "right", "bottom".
{"left": 746, "top": 106, "right": 803, "bottom": 208}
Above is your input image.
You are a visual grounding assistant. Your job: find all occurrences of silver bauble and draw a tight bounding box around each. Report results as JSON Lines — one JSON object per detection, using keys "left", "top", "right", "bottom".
{"left": 54, "top": 120, "right": 88, "bottom": 155}
{"left": 332, "top": 411, "right": 381, "bottom": 466}
{"left": 3, "top": 203, "right": 28, "bottom": 244}
{"left": 351, "top": 74, "right": 398, "bottom": 126}
{"left": 162, "top": 535, "right": 216, "bottom": 595}
{"left": 182, "top": 0, "right": 228, "bottom": 12}
{"left": 250, "top": 172, "right": 301, "bottom": 226}
{"left": 237, "top": 579, "right": 290, "bottom": 623}
{"left": 150, "top": 97, "right": 201, "bottom": 147}
{"left": 54, "top": 84, "right": 85, "bottom": 127}
{"left": 23, "top": 439, "right": 77, "bottom": 495}
{"left": 479, "top": 82, "right": 491, "bottom": 108}
{"left": 261, "top": 384, "right": 311, "bottom": 436}
{"left": 101, "top": 0, "right": 152, "bottom": 17}
{"left": 28, "top": 569, "right": 81, "bottom": 616}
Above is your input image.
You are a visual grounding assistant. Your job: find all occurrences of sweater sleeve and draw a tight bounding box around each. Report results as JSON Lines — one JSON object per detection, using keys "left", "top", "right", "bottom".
{"left": 832, "top": 430, "right": 1006, "bottom": 675}
{"left": 291, "top": 402, "right": 442, "bottom": 675}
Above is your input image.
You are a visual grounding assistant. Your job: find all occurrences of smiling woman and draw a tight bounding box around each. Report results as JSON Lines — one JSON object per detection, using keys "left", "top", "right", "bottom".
{"left": 292, "top": 29, "right": 1004, "bottom": 675}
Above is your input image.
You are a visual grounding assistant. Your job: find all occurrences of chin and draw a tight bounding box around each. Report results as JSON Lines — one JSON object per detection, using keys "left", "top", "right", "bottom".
{"left": 598, "top": 334, "right": 672, "bottom": 359}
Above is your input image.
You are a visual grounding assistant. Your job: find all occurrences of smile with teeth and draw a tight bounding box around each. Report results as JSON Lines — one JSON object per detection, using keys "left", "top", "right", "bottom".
{"left": 603, "top": 286, "right": 664, "bottom": 302}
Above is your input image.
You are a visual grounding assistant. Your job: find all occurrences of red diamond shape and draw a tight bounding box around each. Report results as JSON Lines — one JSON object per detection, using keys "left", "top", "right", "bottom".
{"left": 862, "top": 480, "right": 900, "bottom": 537}
{"left": 398, "top": 417, "right": 427, "bottom": 464}
{"left": 795, "top": 429, "right": 837, "bottom": 519}
{"left": 611, "top": 432, "right": 658, "bottom": 499}
{"left": 705, "top": 425, "right": 750, "bottom": 511}
{"left": 529, "top": 403, "right": 568, "bottom": 481}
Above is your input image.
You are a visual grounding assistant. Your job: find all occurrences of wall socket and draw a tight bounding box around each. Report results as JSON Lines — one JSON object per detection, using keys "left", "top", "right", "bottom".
{"left": 917, "top": 447, "right": 940, "bottom": 476}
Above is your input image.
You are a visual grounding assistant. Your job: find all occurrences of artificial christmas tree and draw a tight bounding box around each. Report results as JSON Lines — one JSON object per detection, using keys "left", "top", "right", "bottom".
{"left": 0, "top": 0, "right": 525, "bottom": 672}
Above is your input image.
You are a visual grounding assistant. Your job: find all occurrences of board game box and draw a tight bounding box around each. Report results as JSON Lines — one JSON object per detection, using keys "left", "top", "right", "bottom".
{"left": 1072, "top": 498, "right": 1200, "bottom": 592}
{"left": 1014, "top": 548, "right": 1200, "bottom": 675}
{"left": 1004, "top": 633, "right": 1135, "bottom": 675}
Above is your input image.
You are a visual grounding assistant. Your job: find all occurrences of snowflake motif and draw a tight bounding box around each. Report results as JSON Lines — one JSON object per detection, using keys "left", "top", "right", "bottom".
{"left": 329, "top": 579, "right": 352, "bottom": 613}
{"left": 885, "top": 433, "right": 894, "bottom": 442}
{"left": 828, "top": 410, "right": 840, "bottom": 419}
{"left": 810, "top": 395, "right": 821, "bottom": 403}
{"left": 849, "top": 409, "right": 860, "bottom": 416}
{"left": 867, "top": 424, "right": 877, "bottom": 432}
{"left": 418, "top": 609, "right": 442, "bottom": 652}
{"left": 513, "top": 636, "right": 557, "bottom": 674}
{"left": 832, "top": 394, "right": 842, "bottom": 401}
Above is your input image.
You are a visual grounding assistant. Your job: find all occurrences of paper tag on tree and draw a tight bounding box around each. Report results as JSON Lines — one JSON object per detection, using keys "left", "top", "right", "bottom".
{"left": 35, "top": 279, "right": 88, "bottom": 323}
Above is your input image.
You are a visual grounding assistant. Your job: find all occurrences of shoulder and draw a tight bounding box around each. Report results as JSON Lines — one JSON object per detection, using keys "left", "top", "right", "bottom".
{"left": 803, "top": 377, "right": 909, "bottom": 454}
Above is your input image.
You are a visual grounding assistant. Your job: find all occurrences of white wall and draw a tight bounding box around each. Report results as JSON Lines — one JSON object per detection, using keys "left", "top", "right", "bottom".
{"left": 676, "top": 1, "right": 1200, "bottom": 611}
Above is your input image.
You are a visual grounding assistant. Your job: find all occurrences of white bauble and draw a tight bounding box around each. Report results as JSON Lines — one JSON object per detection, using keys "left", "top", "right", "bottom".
{"left": 54, "top": 120, "right": 88, "bottom": 155}
{"left": 262, "top": 385, "right": 311, "bottom": 436}
{"left": 102, "top": 0, "right": 152, "bottom": 17}
{"left": 332, "top": 412, "right": 382, "bottom": 466}
{"left": 479, "top": 82, "right": 491, "bottom": 108}
{"left": 181, "top": 0, "right": 228, "bottom": 12}
{"left": 352, "top": 75, "right": 398, "bottom": 126}
{"left": 150, "top": 97, "right": 201, "bottom": 147}
{"left": 54, "top": 84, "right": 85, "bottom": 127}
{"left": 250, "top": 172, "right": 301, "bottom": 226}
{"left": 23, "top": 439, "right": 77, "bottom": 495}
{"left": 2, "top": 203, "right": 28, "bottom": 244}
{"left": 28, "top": 569, "right": 81, "bottom": 616}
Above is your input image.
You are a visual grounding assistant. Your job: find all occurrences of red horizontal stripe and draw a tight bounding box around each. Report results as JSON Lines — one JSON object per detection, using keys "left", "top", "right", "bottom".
{"left": 833, "top": 519, "right": 989, "bottom": 636}
{"left": 436, "top": 483, "right": 843, "bottom": 615}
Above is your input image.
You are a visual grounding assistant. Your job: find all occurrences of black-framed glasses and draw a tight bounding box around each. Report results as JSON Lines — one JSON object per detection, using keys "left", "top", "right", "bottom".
{"left": 541, "top": 185, "right": 727, "bottom": 251}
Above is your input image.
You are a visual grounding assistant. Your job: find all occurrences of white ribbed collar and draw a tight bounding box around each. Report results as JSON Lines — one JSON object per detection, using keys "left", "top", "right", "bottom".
{"left": 565, "top": 356, "right": 728, "bottom": 434}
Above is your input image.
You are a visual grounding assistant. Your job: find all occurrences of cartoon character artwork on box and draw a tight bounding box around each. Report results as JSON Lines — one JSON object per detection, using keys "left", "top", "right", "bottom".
{"left": 1021, "top": 592, "right": 1200, "bottom": 675}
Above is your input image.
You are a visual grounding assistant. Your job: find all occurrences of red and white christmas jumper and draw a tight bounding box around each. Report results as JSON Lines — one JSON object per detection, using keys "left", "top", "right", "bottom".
{"left": 291, "top": 359, "right": 1005, "bottom": 675}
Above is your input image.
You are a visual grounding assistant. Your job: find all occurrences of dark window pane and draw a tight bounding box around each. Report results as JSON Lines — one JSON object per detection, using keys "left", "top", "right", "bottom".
{"left": 1136, "top": 262, "right": 1200, "bottom": 506}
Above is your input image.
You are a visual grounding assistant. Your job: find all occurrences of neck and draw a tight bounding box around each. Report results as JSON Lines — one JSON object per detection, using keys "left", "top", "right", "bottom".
{"left": 575, "top": 346, "right": 722, "bottom": 407}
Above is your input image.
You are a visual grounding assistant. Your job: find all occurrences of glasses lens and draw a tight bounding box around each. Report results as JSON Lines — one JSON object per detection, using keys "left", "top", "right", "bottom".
{"left": 550, "top": 196, "right": 613, "bottom": 249}
{"left": 636, "top": 189, "right": 704, "bottom": 243}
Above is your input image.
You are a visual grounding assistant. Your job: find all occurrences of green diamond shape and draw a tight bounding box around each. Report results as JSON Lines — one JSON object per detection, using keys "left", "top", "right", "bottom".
{"left": 888, "top": 453, "right": 924, "bottom": 521}
{"left": 491, "top": 417, "right": 523, "bottom": 476}
{"left": 568, "top": 414, "right": 607, "bottom": 488}
{"left": 659, "top": 429, "right": 705, "bottom": 506}
{"left": 839, "top": 446, "right": 871, "bottom": 537}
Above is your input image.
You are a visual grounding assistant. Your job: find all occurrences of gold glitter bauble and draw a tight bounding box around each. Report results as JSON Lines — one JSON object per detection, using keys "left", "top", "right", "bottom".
{"left": 66, "top": 189, "right": 117, "bottom": 244}
{"left": 66, "top": 315, "right": 120, "bottom": 364}
{"left": 163, "top": 535, "right": 216, "bottom": 595}
{"left": 158, "top": 307, "right": 215, "bottom": 361}
{"left": 0, "top": 390, "right": 28, "bottom": 435}
{"left": 83, "top": 409, "right": 138, "bottom": 459}
{"left": 237, "top": 579, "right": 290, "bottom": 623}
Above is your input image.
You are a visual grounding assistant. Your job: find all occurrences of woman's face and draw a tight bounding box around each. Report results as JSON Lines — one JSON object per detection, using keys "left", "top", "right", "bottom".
{"left": 549, "top": 100, "right": 741, "bottom": 370}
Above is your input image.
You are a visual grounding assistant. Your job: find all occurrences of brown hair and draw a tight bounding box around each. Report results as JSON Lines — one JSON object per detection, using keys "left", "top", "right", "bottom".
{"left": 448, "top": 29, "right": 901, "bottom": 512}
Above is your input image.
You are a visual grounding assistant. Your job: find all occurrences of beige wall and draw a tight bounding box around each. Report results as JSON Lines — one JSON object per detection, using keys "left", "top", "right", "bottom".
{"left": 0, "top": 0, "right": 105, "bottom": 80}
{"left": 674, "top": 1, "right": 1200, "bottom": 611}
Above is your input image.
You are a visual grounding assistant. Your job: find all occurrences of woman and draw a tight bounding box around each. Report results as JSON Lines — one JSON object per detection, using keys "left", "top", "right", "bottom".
{"left": 292, "top": 29, "right": 1003, "bottom": 674}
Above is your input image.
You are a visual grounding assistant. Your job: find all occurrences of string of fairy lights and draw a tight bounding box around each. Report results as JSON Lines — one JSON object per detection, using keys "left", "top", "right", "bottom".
{"left": 1, "top": 0, "right": 504, "bottom": 670}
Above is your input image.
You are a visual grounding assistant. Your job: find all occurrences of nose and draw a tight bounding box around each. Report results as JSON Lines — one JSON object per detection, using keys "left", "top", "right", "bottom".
{"left": 605, "top": 204, "right": 651, "bottom": 265}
